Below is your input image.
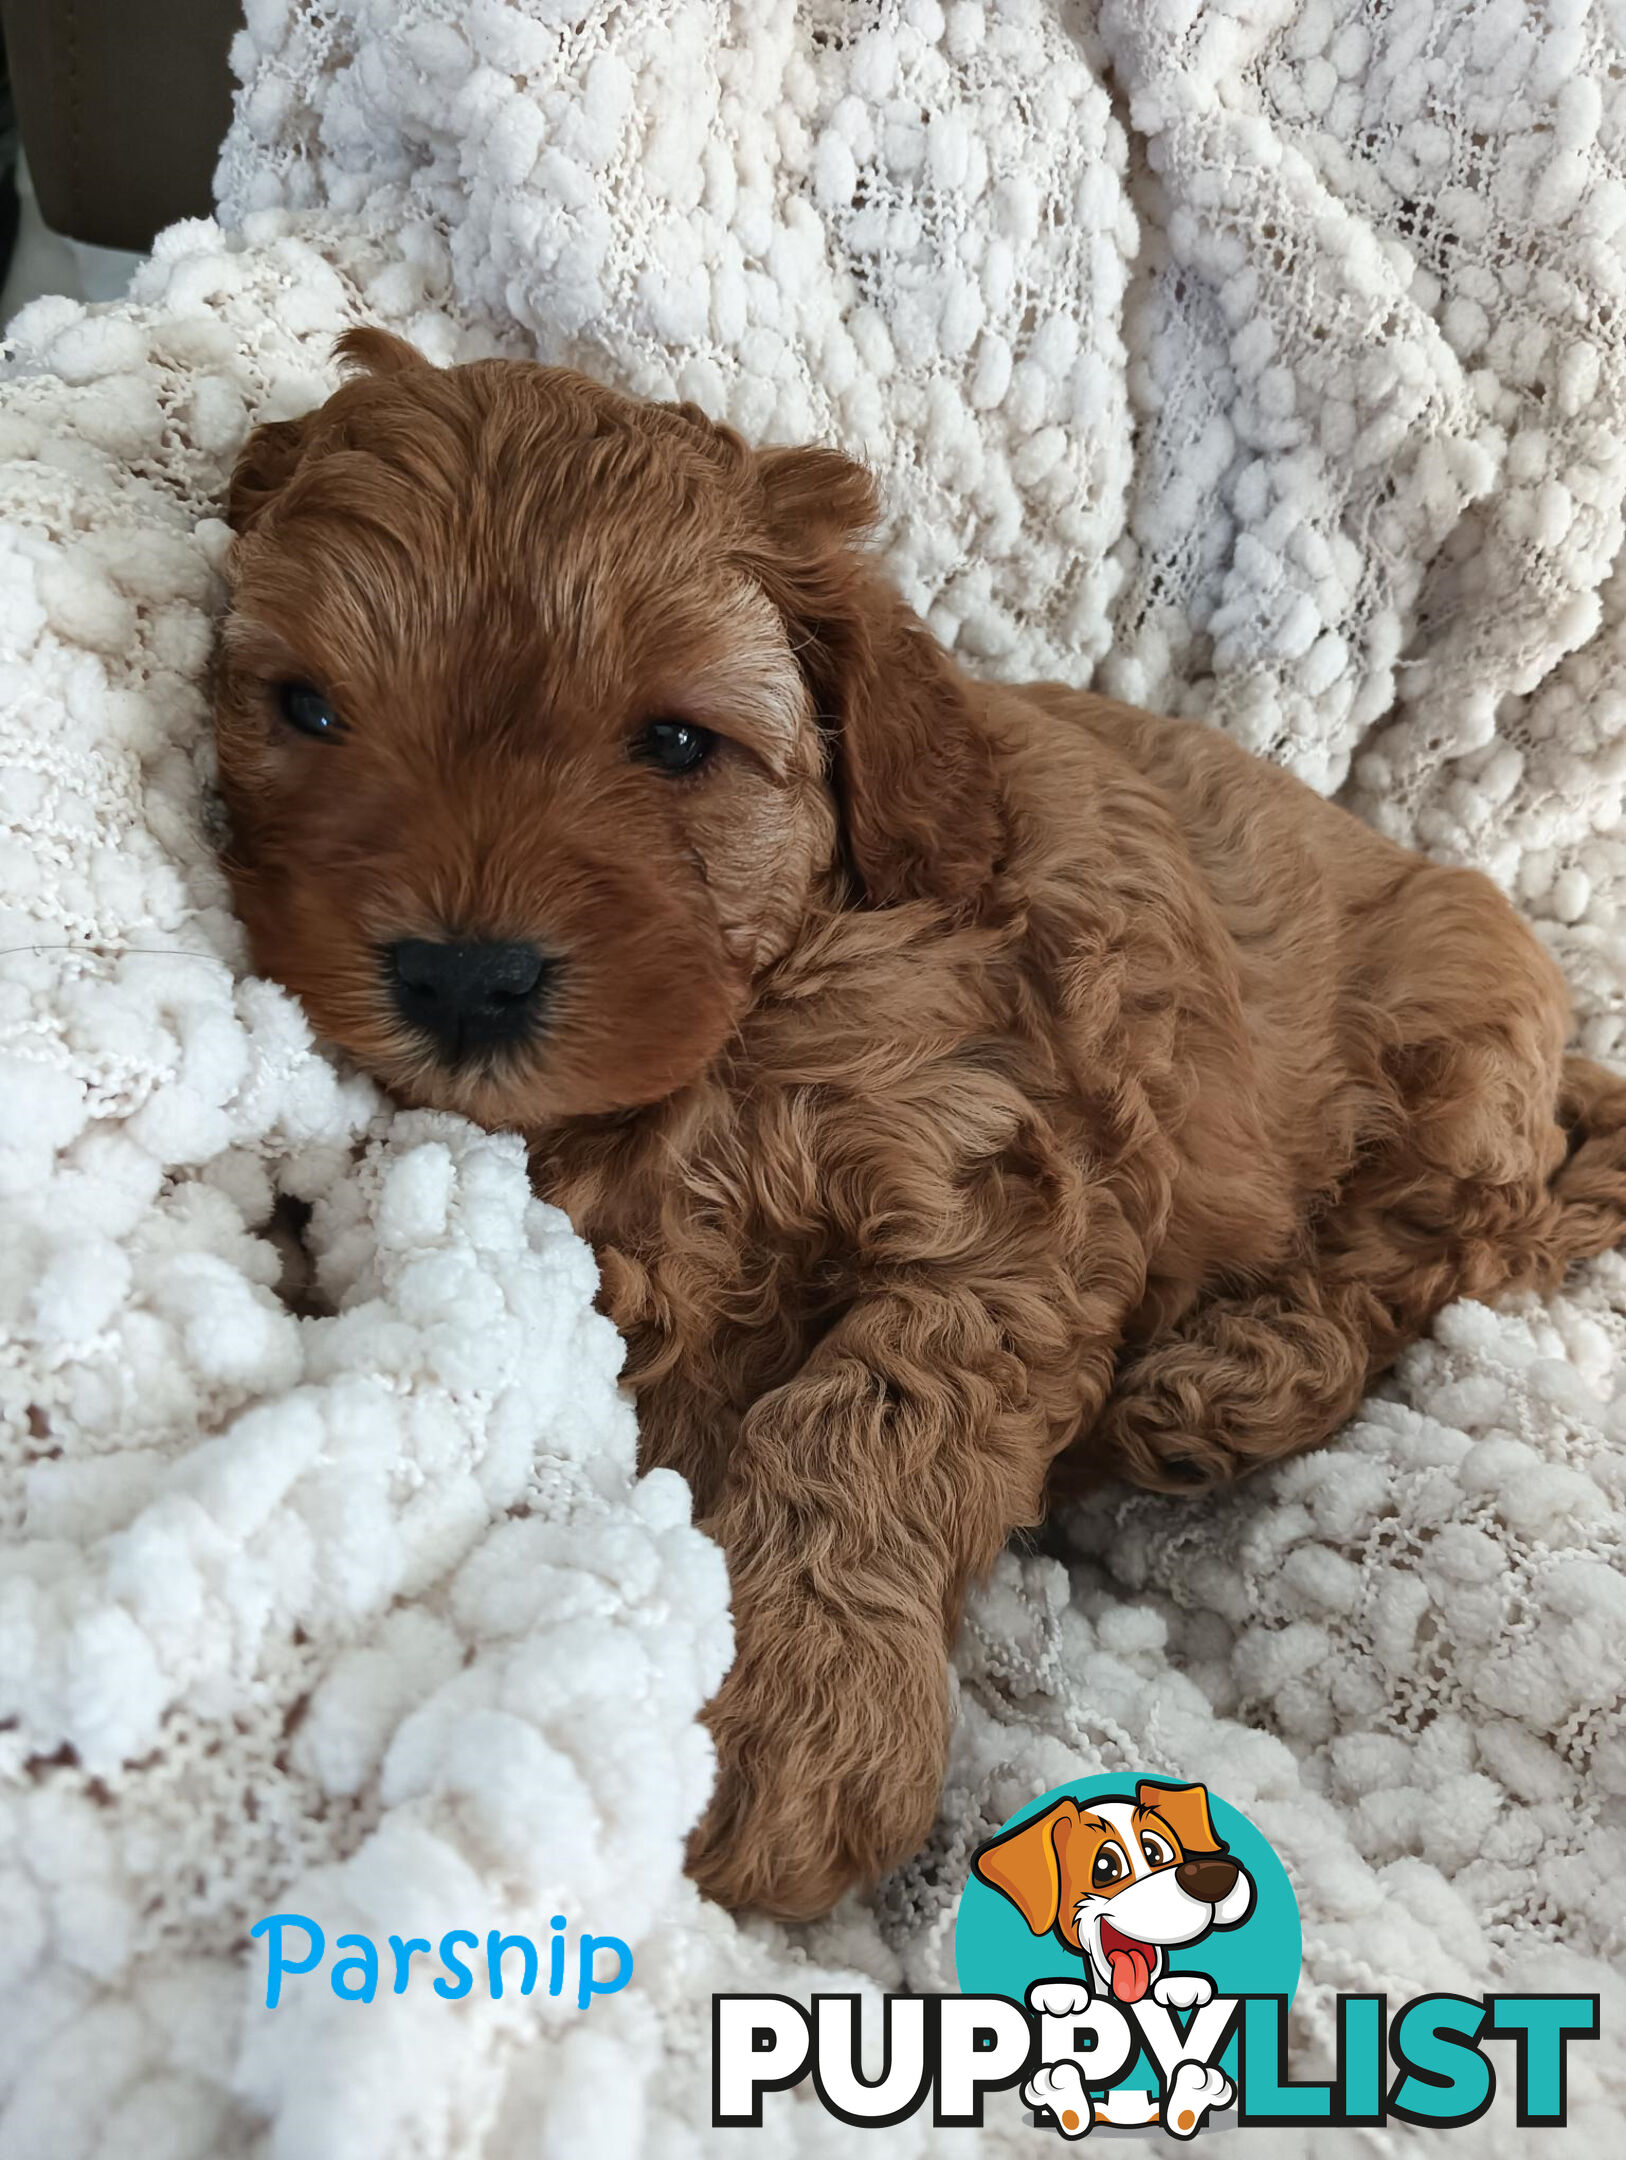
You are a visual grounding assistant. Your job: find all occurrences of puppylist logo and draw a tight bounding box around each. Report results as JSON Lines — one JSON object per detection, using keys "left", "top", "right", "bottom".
{"left": 714, "top": 1775, "right": 1599, "bottom": 2136}
{"left": 963, "top": 1776, "right": 1279, "bottom": 2135}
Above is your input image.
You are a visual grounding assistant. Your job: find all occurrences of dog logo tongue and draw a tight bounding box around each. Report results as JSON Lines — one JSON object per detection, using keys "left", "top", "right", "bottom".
{"left": 1101, "top": 1922, "right": 1155, "bottom": 2003}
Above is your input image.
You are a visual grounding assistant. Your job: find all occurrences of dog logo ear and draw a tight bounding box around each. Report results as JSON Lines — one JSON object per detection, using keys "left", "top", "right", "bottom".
{"left": 1136, "top": 1780, "right": 1225, "bottom": 1857}
{"left": 972, "top": 1799, "right": 1080, "bottom": 1935}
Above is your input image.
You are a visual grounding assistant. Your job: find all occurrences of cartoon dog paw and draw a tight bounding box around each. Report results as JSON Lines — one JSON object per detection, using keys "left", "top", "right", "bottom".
{"left": 1152, "top": 1972, "right": 1215, "bottom": 2012}
{"left": 1023, "top": 2060, "right": 1095, "bottom": 2138}
{"left": 1026, "top": 1978, "right": 1094, "bottom": 2018}
{"left": 1163, "top": 2060, "right": 1234, "bottom": 2139}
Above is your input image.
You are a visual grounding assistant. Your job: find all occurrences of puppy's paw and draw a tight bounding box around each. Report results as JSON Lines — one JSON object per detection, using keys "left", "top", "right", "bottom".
{"left": 1163, "top": 2060, "right": 1233, "bottom": 2139}
{"left": 685, "top": 1669, "right": 941, "bottom": 1919}
{"left": 686, "top": 1783, "right": 869, "bottom": 1920}
{"left": 686, "top": 1589, "right": 949, "bottom": 1919}
{"left": 1022, "top": 2061, "right": 1095, "bottom": 2138}
{"left": 1152, "top": 1971, "right": 1214, "bottom": 2012}
{"left": 1028, "top": 1977, "right": 1095, "bottom": 2019}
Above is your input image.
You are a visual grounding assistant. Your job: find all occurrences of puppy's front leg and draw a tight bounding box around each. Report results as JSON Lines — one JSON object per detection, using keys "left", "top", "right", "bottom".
{"left": 686, "top": 1285, "right": 1108, "bottom": 1919}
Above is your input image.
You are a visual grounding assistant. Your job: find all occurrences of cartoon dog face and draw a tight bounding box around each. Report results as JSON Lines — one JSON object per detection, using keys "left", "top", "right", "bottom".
{"left": 972, "top": 1781, "right": 1255, "bottom": 2005}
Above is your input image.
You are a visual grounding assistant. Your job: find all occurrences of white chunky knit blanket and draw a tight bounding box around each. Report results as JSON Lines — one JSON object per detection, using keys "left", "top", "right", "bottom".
{"left": 2, "top": 3, "right": 1624, "bottom": 2153}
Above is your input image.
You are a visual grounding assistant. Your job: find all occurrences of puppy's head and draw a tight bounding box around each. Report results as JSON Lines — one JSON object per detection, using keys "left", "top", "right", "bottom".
{"left": 212, "top": 329, "right": 1002, "bottom": 1129}
{"left": 972, "top": 1782, "right": 1254, "bottom": 2004}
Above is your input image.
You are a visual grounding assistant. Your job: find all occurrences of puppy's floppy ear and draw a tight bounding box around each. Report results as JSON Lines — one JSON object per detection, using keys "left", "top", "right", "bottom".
{"left": 1137, "top": 1781, "right": 1225, "bottom": 1857}
{"left": 226, "top": 415, "right": 312, "bottom": 535}
{"left": 755, "top": 444, "right": 1004, "bottom": 912}
{"left": 972, "top": 1799, "right": 1081, "bottom": 1935}
{"left": 653, "top": 399, "right": 753, "bottom": 478}
{"left": 756, "top": 442, "right": 879, "bottom": 543}
{"left": 333, "top": 325, "right": 432, "bottom": 378}
{"left": 228, "top": 329, "right": 431, "bottom": 532}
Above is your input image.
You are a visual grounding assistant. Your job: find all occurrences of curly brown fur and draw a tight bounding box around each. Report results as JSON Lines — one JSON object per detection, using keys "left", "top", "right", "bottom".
{"left": 212, "top": 329, "right": 1626, "bottom": 1919}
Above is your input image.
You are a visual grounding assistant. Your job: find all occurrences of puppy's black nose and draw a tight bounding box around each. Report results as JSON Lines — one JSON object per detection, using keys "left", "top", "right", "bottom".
{"left": 386, "top": 938, "right": 553, "bottom": 1058}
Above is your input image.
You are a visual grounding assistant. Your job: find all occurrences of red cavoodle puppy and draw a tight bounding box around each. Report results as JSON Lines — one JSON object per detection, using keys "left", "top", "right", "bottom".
{"left": 212, "top": 329, "right": 1626, "bottom": 1919}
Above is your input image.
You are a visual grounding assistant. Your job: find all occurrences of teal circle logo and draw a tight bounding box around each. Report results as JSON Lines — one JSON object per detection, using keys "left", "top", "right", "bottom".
{"left": 956, "top": 1776, "right": 1301, "bottom": 2134}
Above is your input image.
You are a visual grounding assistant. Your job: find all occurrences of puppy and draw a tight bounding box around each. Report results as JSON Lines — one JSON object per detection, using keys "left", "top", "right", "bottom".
{"left": 973, "top": 1782, "right": 1254, "bottom": 2006}
{"left": 976, "top": 1780, "right": 1251, "bottom": 2136}
{"left": 211, "top": 329, "right": 1626, "bottom": 1919}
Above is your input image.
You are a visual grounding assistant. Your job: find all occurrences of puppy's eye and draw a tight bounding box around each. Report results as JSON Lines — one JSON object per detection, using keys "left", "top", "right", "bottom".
{"left": 1139, "top": 1833, "right": 1172, "bottom": 1868}
{"left": 633, "top": 720, "right": 716, "bottom": 776}
{"left": 1092, "top": 1844, "right": 1126, "bottom": 1887}
{"left": 276, "top": 681, "right": 344, "bottom": 740}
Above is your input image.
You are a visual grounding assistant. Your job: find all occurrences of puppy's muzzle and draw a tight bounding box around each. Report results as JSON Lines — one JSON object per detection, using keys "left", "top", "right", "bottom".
{"left": 1175, "top": 1856, "right": 1240, "bottom": 1903}
{"left": 386, "top": 936, "right": 556, "bottom": 1061}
